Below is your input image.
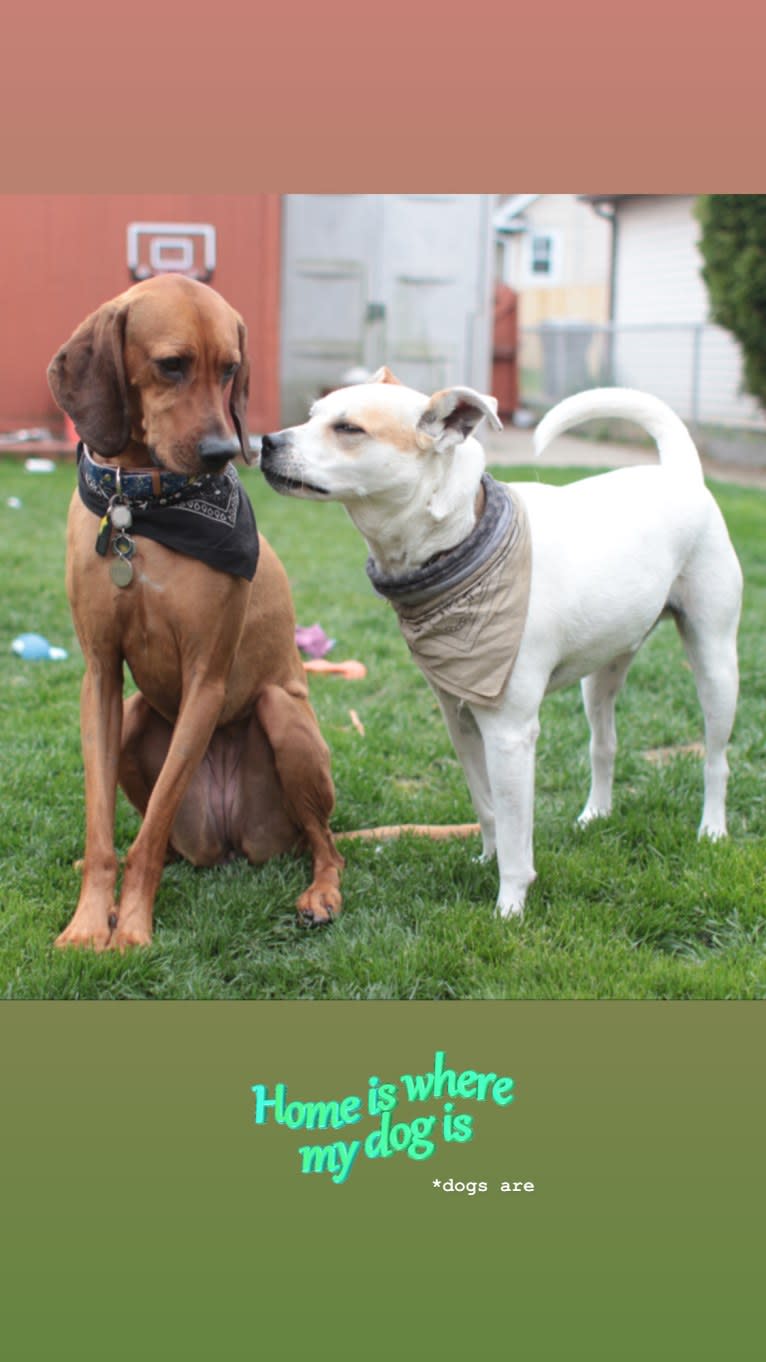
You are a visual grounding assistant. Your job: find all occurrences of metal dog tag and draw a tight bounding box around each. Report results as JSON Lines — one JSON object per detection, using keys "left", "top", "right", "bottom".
{"left": 110, "top": 502, "right": 133, "bottom": 530}
{"left": 110, "top": 557, "right": 134, "bottom": 587}
{"left": 110, "top": 529, "right": 136, "bottom": 588}
{"left": 112, "top": 532, "right": 135, "bottom": 558}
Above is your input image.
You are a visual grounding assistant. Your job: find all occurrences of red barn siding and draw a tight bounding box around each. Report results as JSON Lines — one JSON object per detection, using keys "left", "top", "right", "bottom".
{"left": 0, "top": 195, "right": 281, "bottom": 433}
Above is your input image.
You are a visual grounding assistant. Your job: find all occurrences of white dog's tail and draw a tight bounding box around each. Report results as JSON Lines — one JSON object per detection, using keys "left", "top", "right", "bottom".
{"left": 533, "top": 388, "right": 704, "bottom": 484}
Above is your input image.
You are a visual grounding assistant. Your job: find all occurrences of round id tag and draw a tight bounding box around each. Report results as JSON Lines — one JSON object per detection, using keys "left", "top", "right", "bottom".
{"left": 110, "top": 557, "right": 134, "bottom": 587}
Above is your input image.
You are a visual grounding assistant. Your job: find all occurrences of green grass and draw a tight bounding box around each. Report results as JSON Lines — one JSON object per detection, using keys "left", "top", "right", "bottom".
{"left": 1, "top": 456, "right": 764, "bottom": 999}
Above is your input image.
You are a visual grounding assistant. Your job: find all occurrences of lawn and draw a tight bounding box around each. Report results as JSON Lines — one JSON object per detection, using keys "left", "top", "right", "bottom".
{"left": 1, "top": 455, "right": 764, "bottom": 999}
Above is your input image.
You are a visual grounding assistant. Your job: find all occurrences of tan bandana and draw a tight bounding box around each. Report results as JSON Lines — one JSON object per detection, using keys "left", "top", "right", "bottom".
{"left": 368, "top": 478, "right": 532, "bottom": 708}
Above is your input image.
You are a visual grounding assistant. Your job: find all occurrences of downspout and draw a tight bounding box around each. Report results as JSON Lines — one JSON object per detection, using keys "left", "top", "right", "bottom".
{"left": 590, "top": 199, "right": 618, "bottom": 381}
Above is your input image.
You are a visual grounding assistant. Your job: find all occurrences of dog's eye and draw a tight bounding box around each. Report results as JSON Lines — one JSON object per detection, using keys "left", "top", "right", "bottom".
{"left": 156, "top": 356, "right": 189, "bottom": 380}
{"left": 221, "top": 363, "right": 239, "bottom": 384}
{"left": 333, "top": 422, "right": 365, "bottom": 436}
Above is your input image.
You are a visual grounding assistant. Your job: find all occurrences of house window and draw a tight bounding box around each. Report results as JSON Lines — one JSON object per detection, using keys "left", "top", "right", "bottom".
{"left": 530, "top": 234, "right": 554, "bottom": 275}
{"left": 524, "top": 230, "right": 560, "bottom": 285}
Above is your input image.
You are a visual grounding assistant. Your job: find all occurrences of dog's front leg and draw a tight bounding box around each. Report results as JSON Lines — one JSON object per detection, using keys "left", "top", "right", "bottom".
{"left": 58, "top": 658, "right": 124, "bottom": 950}
{"left": 474, "top": 707, "right": 540, "bottom": 919}
{"left": 110, "top": 677, "right": 228, "bottom": 949}
{"left": 435, "top": 691, "right": 496, "bottom": 862}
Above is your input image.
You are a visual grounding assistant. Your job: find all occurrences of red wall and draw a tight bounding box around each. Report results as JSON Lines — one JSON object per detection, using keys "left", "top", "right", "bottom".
{"left": 0, "top": 195, "right": 281, "bottom": 433}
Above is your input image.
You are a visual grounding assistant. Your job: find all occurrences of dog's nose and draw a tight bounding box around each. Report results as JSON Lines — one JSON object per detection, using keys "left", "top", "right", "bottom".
{"left": 197, "top": 435, "right": 240, "bottom": 471}
{"left": 260, "top": 432, "right": 286, "bottom": 464}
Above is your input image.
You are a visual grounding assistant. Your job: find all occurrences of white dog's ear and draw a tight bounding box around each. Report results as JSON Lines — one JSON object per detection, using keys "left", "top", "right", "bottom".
{"left": 416, "top": 386, "right": 503, "bottom": 452}
{"left": 369, "top": 366, "right": 403, "bottom": 385}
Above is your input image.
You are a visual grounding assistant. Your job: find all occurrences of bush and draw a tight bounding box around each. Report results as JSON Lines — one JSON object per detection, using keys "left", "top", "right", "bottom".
{"left": 696, "top": 195, "right": 766, "bottom": 411}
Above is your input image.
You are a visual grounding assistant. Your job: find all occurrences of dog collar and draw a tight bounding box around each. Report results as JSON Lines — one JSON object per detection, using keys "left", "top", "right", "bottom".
{"left": 76, "top": 442, "right": 203, "bottom": 506}
{"left": 366, "top": 474, "right": 515, "bottom": 607}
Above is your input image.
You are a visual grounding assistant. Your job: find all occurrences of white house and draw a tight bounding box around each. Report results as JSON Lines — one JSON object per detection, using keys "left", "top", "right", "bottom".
{"left": 494, "top": 194, "right": 611, "bottom": 326}
{"left": 583, "top": 194, "right": 765, "bottom": 430}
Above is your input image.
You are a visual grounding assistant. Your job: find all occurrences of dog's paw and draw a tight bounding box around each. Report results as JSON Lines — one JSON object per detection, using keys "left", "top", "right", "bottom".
{"left": 576, "top": 804, "right": 610, "bottom": 829}
{"left": 55, "top": 911, "right": 114, "bottom": 952}
{"left": 296, "top": 883, "right": 342, "bottom": 927}
{"left": 495, "top": 899, "right": 525, "bottom": 922}
{"left": 698, "top": 822, "right": 727, "bottom": 842}
{"left": 472, "top": 848, "right": 496, "bottom": 866}
{"left": 108, "top": 914, "right": 153, "bottom": 951}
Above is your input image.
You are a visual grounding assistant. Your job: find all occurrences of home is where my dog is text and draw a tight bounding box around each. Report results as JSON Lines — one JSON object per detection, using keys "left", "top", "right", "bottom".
{"left": 250, "top": 1050, "right": 516, "bottom": 1185}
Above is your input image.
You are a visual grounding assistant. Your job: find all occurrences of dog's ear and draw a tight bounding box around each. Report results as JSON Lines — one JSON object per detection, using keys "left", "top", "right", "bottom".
{"left": 369, "top": 366, "right": 402, "bottom": 385}
{"left": 417, "top": 386, "right": 502, "bottom": 453}
{"left": 47, "top": 302, "right": 130, "bottom": 457}
{"left": 230, "top": 319, "right": 253, "bottom": 464}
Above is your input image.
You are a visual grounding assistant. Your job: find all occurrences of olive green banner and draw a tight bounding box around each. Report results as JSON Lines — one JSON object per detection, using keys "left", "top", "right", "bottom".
{"left": 1, "top": 1001, "right": 762, "bottom": 1359}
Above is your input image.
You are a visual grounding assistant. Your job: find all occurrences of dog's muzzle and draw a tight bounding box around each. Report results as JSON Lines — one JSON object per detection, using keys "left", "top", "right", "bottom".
{"left": 260, "top": 432, "right": 330, "bottom": 497}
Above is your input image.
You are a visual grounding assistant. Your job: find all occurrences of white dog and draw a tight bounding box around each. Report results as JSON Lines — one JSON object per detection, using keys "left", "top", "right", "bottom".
{"left": 260, "top": 374, "right": 742, "bottom": 919}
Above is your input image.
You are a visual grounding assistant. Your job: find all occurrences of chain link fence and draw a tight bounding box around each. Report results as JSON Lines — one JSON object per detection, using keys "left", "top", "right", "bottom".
{"left": 520, "top": 321, "right": 766, "bottom": 432}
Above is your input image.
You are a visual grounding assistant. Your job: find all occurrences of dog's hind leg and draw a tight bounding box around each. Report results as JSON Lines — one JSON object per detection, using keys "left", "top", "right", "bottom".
{"left": 119, "top": 693, "right": 165, "bottom": 820}
{"left": 675, "top": 613, "right": 740, "bottom": 841}
{"left": 673, "top": 534, "right": 742, "bottom": 840}
{"left": 233, "top": 710, "right": 305, "bottom": 864}
{"left": 436, "top": 690, "right": 496, "bottom": 861}
{"left": 578, "top": 650, "right": 636, "bottom": 827}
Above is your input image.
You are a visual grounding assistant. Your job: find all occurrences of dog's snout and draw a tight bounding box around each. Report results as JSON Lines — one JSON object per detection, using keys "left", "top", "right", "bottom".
{"left": 260, "top": 431, "right": 288, "bottom": 463}
{"left": 197, "top": 435, "right": 241, "bottom": 471}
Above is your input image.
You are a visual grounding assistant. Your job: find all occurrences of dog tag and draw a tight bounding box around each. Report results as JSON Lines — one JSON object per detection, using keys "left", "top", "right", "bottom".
{"left": 110, "top": 557, "right": 134, "bottom": 587}
{"left": 110, "top": 502, "right": 133, "bottom": 530}
{"left": 112, "top": 532, "right": 136, "bottom": 559}
{"left": 110, "top": 529, "right": 136, "bottom": 588}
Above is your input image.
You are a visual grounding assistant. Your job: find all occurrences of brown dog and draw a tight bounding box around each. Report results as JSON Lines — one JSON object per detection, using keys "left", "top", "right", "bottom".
{"left": 48, "top": 273, "right": 342, "bottom": 950}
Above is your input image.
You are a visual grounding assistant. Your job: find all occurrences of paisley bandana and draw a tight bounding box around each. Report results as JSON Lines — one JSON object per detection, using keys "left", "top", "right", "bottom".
{"left": 76, "top": 443, "right": 259, "bottom": 581}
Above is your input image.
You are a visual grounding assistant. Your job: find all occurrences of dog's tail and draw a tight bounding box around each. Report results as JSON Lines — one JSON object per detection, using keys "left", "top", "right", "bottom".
{"left": 533, "top": 387, "right": 704, "bottom": 484}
